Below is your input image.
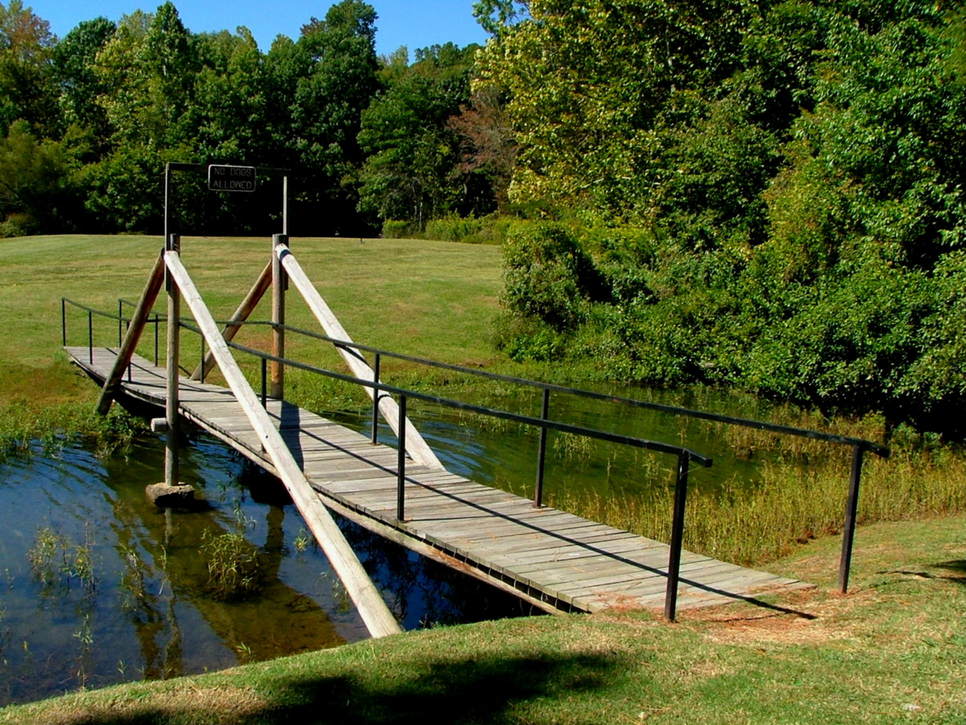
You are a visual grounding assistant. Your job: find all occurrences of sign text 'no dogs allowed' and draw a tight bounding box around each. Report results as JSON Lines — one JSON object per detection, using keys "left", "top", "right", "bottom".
{"left": 208, "top": 164, "right": 257, "bottom": 192}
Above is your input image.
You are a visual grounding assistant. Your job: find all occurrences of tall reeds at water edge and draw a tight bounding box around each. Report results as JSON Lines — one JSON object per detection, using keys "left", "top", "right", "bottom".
{"left": 550, "top": 438, "right": 966, "bottom": 567}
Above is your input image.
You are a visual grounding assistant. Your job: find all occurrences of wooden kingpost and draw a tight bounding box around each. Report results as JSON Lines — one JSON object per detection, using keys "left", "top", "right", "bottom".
{"left": 275, "top": 243, "right": 445, "bottom": 471}
{"left": 271, "top": 233, "right": 287, "bottom": 399}
{"left": 165, "top": 233, "right": 181, "bottom": 487}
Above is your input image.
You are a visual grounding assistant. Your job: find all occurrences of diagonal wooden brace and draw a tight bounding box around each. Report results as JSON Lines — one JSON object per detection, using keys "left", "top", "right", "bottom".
{"left": 96, "top": 252, "right": 166, "bottom": 415}
{"left": 164, "top": 250, "right": 401, "bottom": 638}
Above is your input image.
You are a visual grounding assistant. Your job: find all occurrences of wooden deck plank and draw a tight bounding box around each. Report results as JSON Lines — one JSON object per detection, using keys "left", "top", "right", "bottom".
{"left": 67, "top": 346, "right": 811, "bottom": 617}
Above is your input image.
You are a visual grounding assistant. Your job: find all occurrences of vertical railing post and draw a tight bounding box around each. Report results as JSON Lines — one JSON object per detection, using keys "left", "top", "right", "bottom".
{"left": 153, "top": 314, "right": 159, "bottom": 366}
{"left": 125, "top": 316, "right": 131, "bottom": 382}
{"left": 200, "top": 336, "right": 206, "bottom": 384}
{"left": 664, "top": 452, "right": 691, "bottom": 622}
{"left": 87, "top": 309, "right": 93, "bottom": 364}
{"left": 838, "top": 443, "right": 866, "bottom": 593}
{"left": 164, "top": 233, "right": 181, "bottom": 488}
{"left": 534, "top": 388, "right": 551, "bottom": 507}
{"left": 61, "top": 298, "right": 67, "bottom": 346}
{"left": 270, "top": 233, "right": 288, "bottom": 400}
{"left": 260, "top": 357, "right": 267, "bottom": 408}
{"left": 282, "top": 175, "right": 288, "bottom": 236}
{"left": 371, "top": 353, "right": 381, "bottom": 444}
{"left": 397, "top": 394, "right": 407, "bottom": 521}
{"left": 117, "top": 299, "right": 123, "bottom": 346}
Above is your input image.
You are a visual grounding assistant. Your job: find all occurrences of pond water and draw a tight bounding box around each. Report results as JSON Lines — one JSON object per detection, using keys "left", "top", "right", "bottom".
{"left": 375, "top": 379, "right": 785, "bottom": 500}
{"left": 0, "top": 432, "right": 532, "bottom": 707}
{"left": 0, "top": 381, "right": 809, "bottom": 706}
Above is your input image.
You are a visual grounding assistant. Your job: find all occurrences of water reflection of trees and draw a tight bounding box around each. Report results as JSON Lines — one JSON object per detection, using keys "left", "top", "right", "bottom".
{"left": 101, "top": 437, "right": 343, "bottom": 679}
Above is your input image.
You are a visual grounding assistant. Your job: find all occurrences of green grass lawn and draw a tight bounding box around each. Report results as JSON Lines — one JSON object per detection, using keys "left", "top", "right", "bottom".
{"left": 2, "top": 512, "right": 963, "bottom": 724}
{"left": 1, "top": 233, "right": 502, "bottom": 366}
{"left": 0, "top": 234, "right": 505, "bottom": 443}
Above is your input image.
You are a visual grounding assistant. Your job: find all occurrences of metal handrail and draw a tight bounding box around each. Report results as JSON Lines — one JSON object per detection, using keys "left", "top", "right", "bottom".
{"left": 86, "top": 294, "right": 890, "bottom": 604}
{"left": 64, "top": 297, "right": 162, "bottom": 366}
{"left": 175, "top": 316, "right": 710, "bottom": 621}
{"left": 116, "top": 297, "right": 890, "bottom": 593}
{"left": 176, "top": 319, "right": 713, "bottom": 465}
{"left": 116, "top": 298, "right": 888, "bottom": 456}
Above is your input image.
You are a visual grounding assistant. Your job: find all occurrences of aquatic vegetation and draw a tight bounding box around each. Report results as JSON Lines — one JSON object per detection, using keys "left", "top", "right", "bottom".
{"left": 26, "top": 526, "right": 96, "bottom": 593}
{"left": 200, "top": 530, "right": 263, "bottom": 601}
{"left": 293, "top": 529, "right": 311, "bottom": 553}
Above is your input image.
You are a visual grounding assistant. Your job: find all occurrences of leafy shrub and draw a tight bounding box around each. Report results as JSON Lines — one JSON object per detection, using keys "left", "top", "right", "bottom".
{"left": 419, "top": 213, "right": 514, "bottom": 244}
{"left": 494, "top": 314, "right": 567, "bottom": 362}
{"left": 576, "top": 224, "right": 658, "bottom": 304}
{"left": 424, "top": 214, "right": 483, "bottom": 242}
{"left": 501, "top": 221, "right": 606, "bottom": 332}
{"left": 899, "top": 251, "right": 966, "bottom": 428}
{"left": 381, "top": 219, "right": 418, "bottom": 239}
{"left": 0, "top": 212, "right": 38, "bottom": 238}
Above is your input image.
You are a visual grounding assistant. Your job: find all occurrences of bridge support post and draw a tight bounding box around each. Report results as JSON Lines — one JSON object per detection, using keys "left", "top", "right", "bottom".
{"left": 271, "top": 233, "right": 288, "bottom": 399}
{"left": 664, "top": 451, "right": 690, "bottom": 622}
{"left": 838, "top": 443, "right": 866, "bottom": 593}
{"left": 165, "top": 233, "right": 181, "bottom": 488}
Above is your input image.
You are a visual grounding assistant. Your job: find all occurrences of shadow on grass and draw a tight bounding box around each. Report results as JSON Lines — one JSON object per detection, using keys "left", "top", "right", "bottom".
{"left": 66, "top": 651, "right": 623, "bottom": 724}
{"left": 934, "top": 560, "right": 966, "bottom": 585}
{"left": 880, "top": 560, "right": 966, "bottom": 587}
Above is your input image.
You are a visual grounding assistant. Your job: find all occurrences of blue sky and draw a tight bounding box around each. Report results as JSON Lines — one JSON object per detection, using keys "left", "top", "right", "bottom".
{"left": 30, "top": 0, "right": 490, "bottom": 57}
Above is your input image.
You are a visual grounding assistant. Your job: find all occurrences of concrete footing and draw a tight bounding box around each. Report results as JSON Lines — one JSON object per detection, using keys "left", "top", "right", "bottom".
{"left": 146, "top": 482, "right": 197, "bottom": 508}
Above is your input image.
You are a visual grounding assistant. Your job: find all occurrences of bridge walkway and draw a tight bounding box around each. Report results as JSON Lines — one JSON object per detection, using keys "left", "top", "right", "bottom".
{"left": 67, "top": 345, "right": 809, "bottom": 615}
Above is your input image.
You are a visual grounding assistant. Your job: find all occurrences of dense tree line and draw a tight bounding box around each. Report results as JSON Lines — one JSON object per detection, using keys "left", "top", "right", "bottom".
{"left": 479, "top": 0, "right": 965, "bottom": 429}
{"left": 2, "top": 0, "right": 964, "bottom": 426}
{"left": 0, "top": 0, "right": 495, "bottom": 236}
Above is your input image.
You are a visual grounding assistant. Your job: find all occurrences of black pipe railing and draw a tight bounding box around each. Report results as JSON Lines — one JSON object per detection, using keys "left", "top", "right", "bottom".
{"left": 112, "top": 299, "right": 885, "bottom": 452}
{"left": 173, "top": 319, "right": 712, "bottom": 464}
{"left": 212, "top": 317, "right": 891, "bottom": 593}
{"left": 71, "top": 296, "right": 891, "bottom": 612}
{"left": 176, "top": 318, "right": 715, "bottom": 621}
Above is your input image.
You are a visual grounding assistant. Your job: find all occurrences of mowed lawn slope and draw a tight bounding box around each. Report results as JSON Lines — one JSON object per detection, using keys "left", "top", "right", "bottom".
{"left": 0, "top": 234, "right": 504, "bottom": 409}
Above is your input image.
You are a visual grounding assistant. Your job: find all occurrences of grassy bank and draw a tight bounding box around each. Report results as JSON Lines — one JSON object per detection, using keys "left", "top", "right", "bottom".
{"left": 2, "top": 512, "right": 964, "bottom": 724}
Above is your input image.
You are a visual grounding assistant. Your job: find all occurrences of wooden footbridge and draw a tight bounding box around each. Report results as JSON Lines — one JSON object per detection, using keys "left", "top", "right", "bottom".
{"left": 62, "top": 232, "right": 887, "bottom": 639}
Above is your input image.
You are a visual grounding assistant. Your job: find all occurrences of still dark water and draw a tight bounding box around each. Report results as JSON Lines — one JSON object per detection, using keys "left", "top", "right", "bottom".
{"left": 0, "top": 432, "right": 532, "bottom": 706}
{"left": 0, "top": 382, "right": 793, "bottom": 706}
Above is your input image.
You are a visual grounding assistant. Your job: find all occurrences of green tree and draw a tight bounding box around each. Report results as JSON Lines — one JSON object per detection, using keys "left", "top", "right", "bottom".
{"left": 0, "top": 0, "right": 58, "bottom": 135}
{"left": 357, "top": 42, "right": 479, "bottom": 226}
{"left": 0, "top": 120, "right": 76, "bottom": 234}
{"left": 91, "top": 10, "right": 152, "bottom": 147}
{"left": 52, "top": 17, "right": 115, "bottom": 150}
{"left": 474, "top": 0, "right": 756, "bottom": 222}
{"left": 290, "top": 0, "right": 379, "bottom": 234}
{"left": 485, "top": 0, "right": 966, "bottom": 423}
{"left": 192, "top": 28, "right": 267, "bottom": 162}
